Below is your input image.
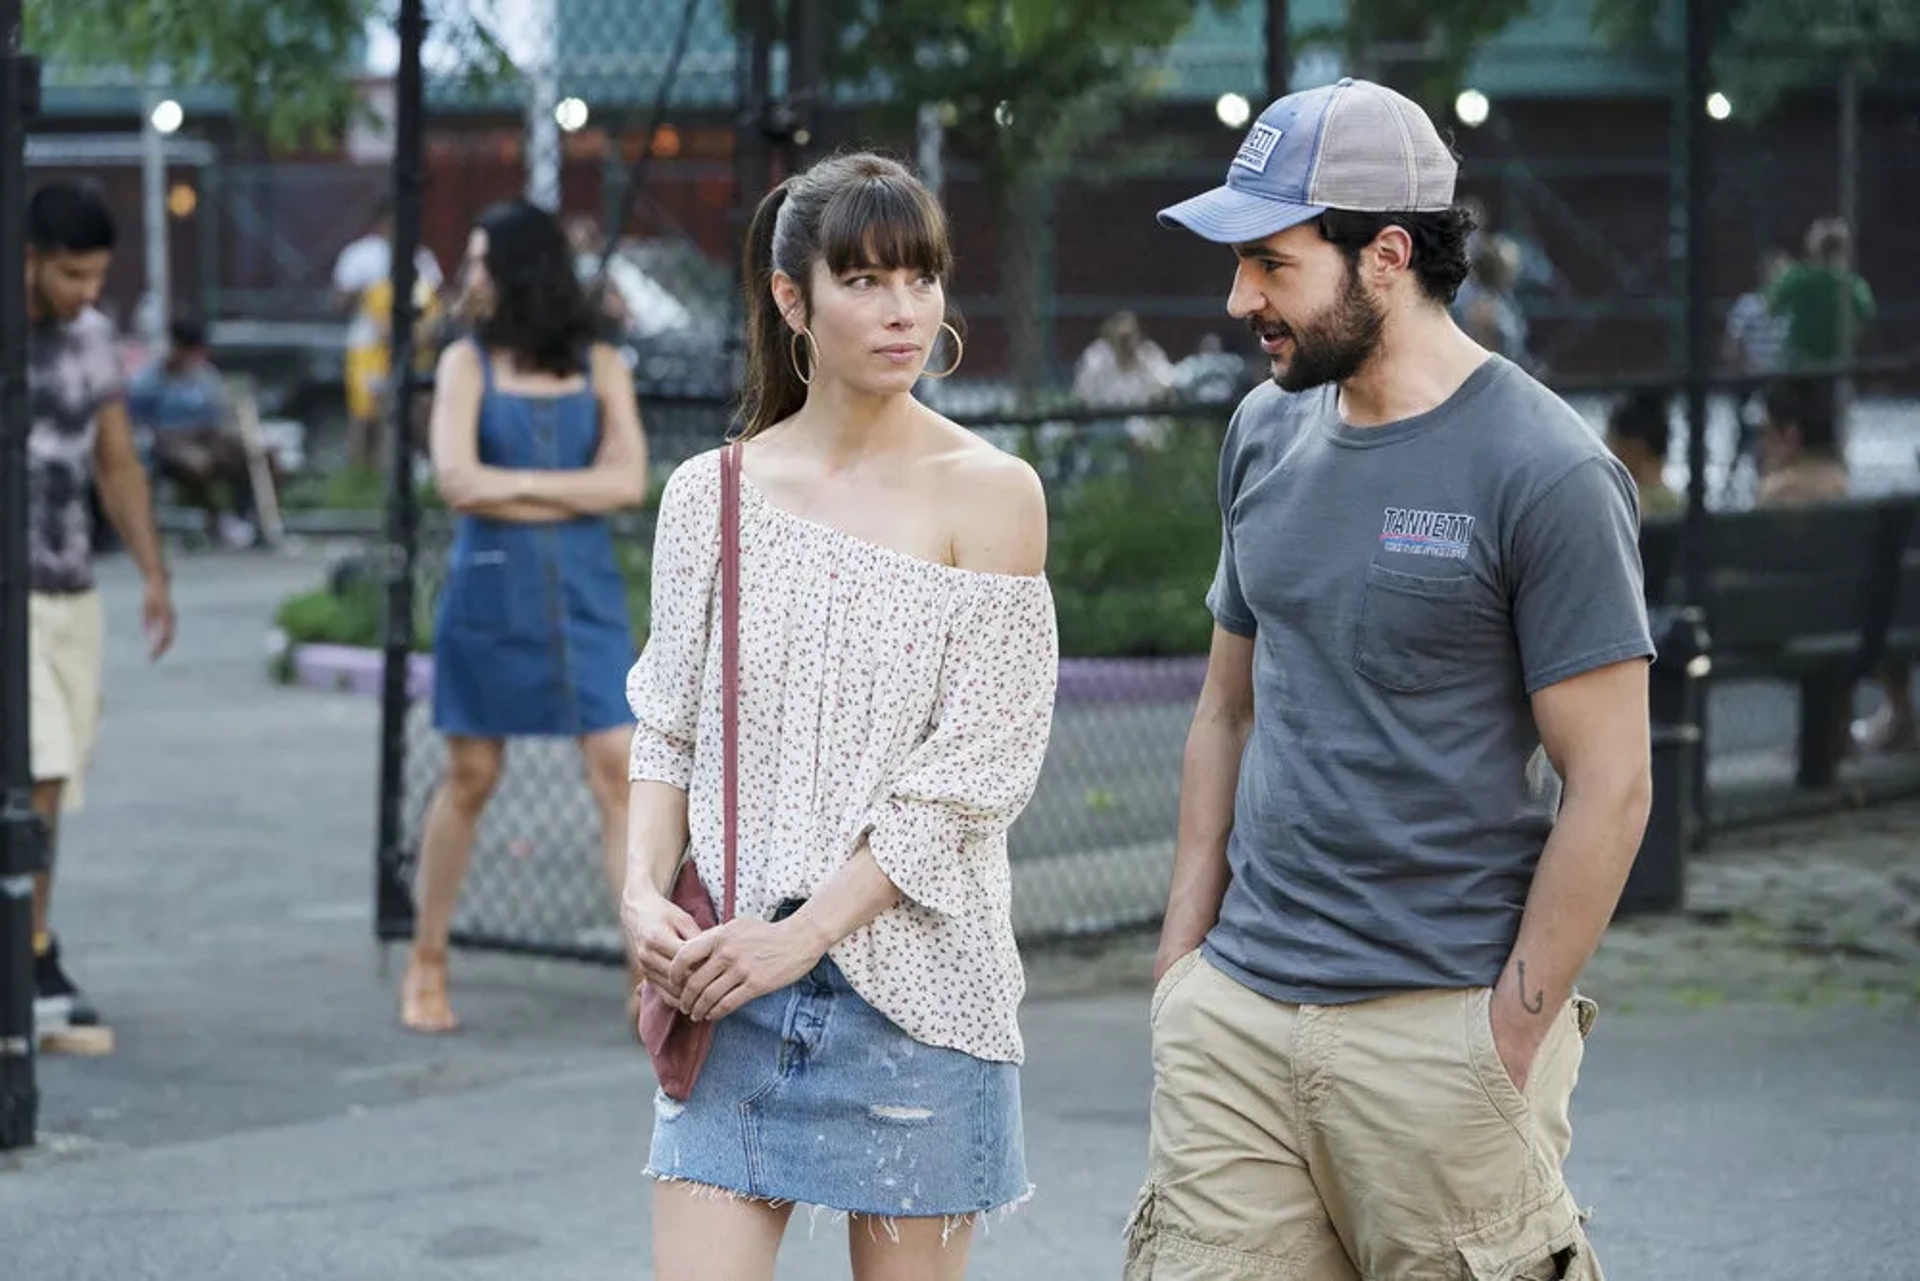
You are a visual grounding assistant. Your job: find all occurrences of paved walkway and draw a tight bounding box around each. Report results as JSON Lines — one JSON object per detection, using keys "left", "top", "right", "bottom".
{"left": 0, "top": 549, "right": 1916, "bottom": 1279}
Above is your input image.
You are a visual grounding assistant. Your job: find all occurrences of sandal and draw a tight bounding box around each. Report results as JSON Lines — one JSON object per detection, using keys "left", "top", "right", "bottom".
{"left": 400, "top": 949, "right": 460, "bottom": 1034}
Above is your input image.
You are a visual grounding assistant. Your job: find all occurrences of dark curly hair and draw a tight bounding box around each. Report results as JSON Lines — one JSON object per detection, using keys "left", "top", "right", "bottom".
{"left": 473, "top": 200, "right": 597, "bottom": 376}
{"left": 1315, "top": 206, "right": 1478, "bottom": 306}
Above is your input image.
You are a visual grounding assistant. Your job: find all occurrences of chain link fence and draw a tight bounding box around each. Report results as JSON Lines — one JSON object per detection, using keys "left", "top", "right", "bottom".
{"left": 317, "top": 15, "right": 1920, "bottom": 958}
{"left": 345, "top": 363, "right": 1920, "bottom": 959}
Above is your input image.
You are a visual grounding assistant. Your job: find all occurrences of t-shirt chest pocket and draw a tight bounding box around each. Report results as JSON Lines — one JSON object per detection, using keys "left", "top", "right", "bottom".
{"left": 1352, "top": 563, "right": 1482, "bottom": 693}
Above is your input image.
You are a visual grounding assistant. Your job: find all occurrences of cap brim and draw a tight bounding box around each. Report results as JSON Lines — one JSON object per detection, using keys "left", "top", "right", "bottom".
{"left": 1157, "top": 185, "right": 1326, "bottom": 244}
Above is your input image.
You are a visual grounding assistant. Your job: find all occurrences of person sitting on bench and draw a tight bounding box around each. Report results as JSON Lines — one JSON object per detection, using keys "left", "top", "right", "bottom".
{"left": 1755, "top": 377, "right": 1848, "bottom": 508}
{"left": 126, "top": 318, "right": 269, "bottom": 546}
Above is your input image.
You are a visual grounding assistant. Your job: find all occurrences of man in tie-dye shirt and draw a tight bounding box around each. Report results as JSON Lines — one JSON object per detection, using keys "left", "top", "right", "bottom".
{"left": 24, "top": 180, "right": 174, "bottom": 1038}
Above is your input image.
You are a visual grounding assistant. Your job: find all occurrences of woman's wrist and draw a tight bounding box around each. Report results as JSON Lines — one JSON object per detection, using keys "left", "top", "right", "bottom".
{"left": 780, "top": 907, "right": 836, "bottom": 960}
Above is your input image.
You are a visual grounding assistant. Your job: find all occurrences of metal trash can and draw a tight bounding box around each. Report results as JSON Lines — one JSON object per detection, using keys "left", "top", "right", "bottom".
{"left": 1617, "top": 605, "right": 1710, "bottom": 916}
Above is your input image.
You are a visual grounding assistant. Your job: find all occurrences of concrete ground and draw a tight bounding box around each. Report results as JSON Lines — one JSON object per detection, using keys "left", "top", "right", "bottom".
{"left": 0, "top": 549, "right": 1916, "bottom": 1279}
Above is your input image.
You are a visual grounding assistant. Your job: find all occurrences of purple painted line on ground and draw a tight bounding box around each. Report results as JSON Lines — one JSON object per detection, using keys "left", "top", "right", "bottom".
{"left": 284, "top": 646, "right": 1206, "bottom": 707}
{"left": 288, "top": 643, "right": 433, "bottom": 702}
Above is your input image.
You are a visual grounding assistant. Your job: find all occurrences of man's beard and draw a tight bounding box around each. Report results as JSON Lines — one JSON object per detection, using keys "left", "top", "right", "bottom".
{"left": 1249, "top": 262, "right": 1386, "bottom": 393}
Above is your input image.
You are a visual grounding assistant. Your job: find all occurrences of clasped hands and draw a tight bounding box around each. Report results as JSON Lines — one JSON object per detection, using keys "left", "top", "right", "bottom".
{"left": 627, "top": 891, "right": 826, "bottom": 1024}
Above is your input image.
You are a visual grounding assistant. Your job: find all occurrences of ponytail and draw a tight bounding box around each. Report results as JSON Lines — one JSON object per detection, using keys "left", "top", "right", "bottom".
{"left": 734, "top": 153, "right": 955, "bottom": 440}
{"left": 739, "top": 181, "right": 809, "bottom": 440}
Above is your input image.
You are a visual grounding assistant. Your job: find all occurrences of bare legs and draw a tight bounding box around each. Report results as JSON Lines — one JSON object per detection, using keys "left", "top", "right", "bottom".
{"left": 400, "top": 726, "right": 637, "bottom": 1034}
{"left": 29, "top": 779, "right": 62, "bottom": 941}
{"left": 849, "top": 1214, "right": 975, "bottom": 1281}
{"left": 402, "top": 736, "right": 503, "bottom": 1032}
{"left": 649, "top": 1182, "right": 977, "bottom": 1281}
{"left": 652, "top": 1185, "right": 794, "bottom": 1281}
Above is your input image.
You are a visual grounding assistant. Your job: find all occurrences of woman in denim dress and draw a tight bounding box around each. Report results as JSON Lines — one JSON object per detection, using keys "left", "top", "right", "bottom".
{"left": 401, "top": 200, "right": 649, "bottom": 1033}
{"left": 623, "top": 153, "right": 1059, "bottom": 1280}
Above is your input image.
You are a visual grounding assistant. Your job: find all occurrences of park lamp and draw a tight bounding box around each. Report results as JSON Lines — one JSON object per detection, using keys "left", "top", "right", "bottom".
{"left": 1454, "top": 88, "right": 1489, "bottom": 128}
{"left": 554, "top": 96, "right": 589, "bottom": 133}
{"left": 149, "top": 98, "right": 184, "bottom": 135}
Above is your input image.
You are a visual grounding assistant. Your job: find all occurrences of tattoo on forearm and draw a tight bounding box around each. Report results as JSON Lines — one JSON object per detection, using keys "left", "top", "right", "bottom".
{"left": 1515, "top": 960, "right": 1545, "bottom": 1015}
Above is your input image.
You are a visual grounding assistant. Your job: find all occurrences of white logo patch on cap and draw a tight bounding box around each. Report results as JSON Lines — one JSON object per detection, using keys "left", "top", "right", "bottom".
{"left": 1231, "top": 123, "right": 1284, "bottom": 174}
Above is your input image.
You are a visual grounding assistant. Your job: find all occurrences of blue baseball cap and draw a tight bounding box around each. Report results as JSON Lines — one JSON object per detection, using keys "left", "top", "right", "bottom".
{"left": 1159, "top": 78, "right": 1459, "bottom": 244}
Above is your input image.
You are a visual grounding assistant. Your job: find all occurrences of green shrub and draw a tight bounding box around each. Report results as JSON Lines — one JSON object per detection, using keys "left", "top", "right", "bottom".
{"left": 272, "top": 575, "right": 433, "bottom": 653}
{"left": 1045, "top": 422, "right": 1222, "bottom": 658}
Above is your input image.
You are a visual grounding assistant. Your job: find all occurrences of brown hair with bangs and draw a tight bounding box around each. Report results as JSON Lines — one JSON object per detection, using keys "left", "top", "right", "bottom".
{"left": 738, "top": 152, "right": 956, "bottom": 438}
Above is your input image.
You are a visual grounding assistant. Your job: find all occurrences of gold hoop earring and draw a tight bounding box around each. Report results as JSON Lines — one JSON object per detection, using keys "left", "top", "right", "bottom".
{"left": 789, "top": 327, "right": 818, "bottom": 386}
{"left": 923, "top": 321, "right": 964, "bottom": 380}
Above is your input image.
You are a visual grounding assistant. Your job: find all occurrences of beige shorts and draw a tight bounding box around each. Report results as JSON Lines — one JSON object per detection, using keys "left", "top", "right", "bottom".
{"left": 1125, "top": 950, "right": 1602, "bottom": 1280}
{"left": 29, "top": 590, "right": 105, "bottom": 811}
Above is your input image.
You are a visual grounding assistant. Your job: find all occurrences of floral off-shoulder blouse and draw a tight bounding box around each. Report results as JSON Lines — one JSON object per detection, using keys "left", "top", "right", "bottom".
{"left": 627, "top": 448, "right": 1059, "bottom": 1063}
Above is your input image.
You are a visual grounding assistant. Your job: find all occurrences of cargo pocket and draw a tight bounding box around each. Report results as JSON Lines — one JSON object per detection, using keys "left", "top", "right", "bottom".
{"left": 1454, "top": 1189, "right": 1592, "bottom": 1280}
{"left": 1351, "top": 564, "right": 1477, "bottom": 694}
{"left": 1122, "top": 1179, "right": 1162, "bottom": 1280}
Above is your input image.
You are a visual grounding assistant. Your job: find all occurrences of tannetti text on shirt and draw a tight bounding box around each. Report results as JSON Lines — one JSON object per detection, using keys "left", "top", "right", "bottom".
{"left": 1378, "top": 507, "right": 1476, "bottom": 559}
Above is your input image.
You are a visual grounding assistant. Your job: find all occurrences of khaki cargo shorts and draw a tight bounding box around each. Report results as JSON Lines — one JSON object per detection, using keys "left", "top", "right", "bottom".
{"left": 1125, "top": 950, "right": 1602, "bottom": 1280}
{"left": 29, "top": 590, "right": 105, "bottom": 811}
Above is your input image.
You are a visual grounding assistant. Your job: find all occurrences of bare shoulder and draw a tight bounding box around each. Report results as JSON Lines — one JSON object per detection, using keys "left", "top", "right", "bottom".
{"left": 589, "top": 341, "right": 633, "bottom": 386}
{"left": 434, "top": 338, "right": 483, "bottom": 383}
{"left": 925, "top": 415, "right": 1048, "bottom": 577}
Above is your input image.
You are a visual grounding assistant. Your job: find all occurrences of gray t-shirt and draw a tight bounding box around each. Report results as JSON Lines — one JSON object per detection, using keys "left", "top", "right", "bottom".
{"left": 1201, "top": 356, "right": 1653, "bottom": 1004}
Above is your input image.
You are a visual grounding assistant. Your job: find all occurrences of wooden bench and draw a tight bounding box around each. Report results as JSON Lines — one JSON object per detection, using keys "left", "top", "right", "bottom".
{"left": 1640, "top": 496, "right": 1918, "bottom": 789}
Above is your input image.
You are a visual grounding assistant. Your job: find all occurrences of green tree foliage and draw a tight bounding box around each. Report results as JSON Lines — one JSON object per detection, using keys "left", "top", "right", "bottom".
{"left": 1591, "top": 0, "right": 1919, "bottom": 114}
{"left": 824, "top": 0, "right": 1233, "bottom": 395}
{"left": 25, "top": 0, "right": 508, "bottom": 148}
{"left": 1298, "top": 0, "right": 1536, "bottom": 110}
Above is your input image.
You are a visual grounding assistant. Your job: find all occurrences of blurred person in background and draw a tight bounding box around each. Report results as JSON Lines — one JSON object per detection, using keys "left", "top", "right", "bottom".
{"left": 333, "top": 199, "right": 445, "bottom": 469}
{"left": 1724, "top": 247, "right": 1792, "bottom": 378}
{"left": 1073, "top": 309, "right": 1177, "bottom": 448}
{"left": 400, "top": 199, "right": 649, "bottom": 1035}
{"left": 1073, "top": 309, "right": 1176, "bottom": 410}
{"left": 1452, "top": 232, "right": 1531, "bottom": 369}
{"left": 1604, "top": 389, "right": 1684, "bottom": 521}
{"left": 1769, "top": 218, "right": 1874, "bottom": 375}
{"left": 1751, "top": 379, "right": 1912, "bottom": 757}
{"left": 1755, "top": 378, "right": 1849, "bottom": 507}
{"left": 24, "top": 180, "right": 176, "bottom": 1041}
{"left": 127, "top": 317, "right": 272, "bottom": 547}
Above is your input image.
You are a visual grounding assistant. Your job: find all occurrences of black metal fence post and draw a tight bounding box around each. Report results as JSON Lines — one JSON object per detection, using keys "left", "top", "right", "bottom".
{"left": 374, "top": 0, "right": 428, "bottom": 945}
{"left": 1679, "top": 0, "right": 1716, "bottom": 848}
{"left": 1265, "top": 0, "right": 1290, "bottom": 102}
{"left": 0, "top": 0, "right": 40, "bottom": 1152}
{"left": 783, "top": 0, "right": 822, "bottom": 163}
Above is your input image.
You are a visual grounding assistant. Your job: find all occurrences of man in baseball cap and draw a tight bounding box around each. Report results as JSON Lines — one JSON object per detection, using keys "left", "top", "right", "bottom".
{"left": 1125, "top": 78, "right": 1651, "bottom": 1280}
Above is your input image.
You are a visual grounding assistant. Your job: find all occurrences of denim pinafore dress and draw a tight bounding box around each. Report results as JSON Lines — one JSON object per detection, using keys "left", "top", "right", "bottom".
{"left": 431, "top": 342, "right": 637, "bottom": 738}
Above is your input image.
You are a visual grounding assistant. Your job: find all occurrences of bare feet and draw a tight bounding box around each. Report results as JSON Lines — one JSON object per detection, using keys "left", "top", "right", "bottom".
{"left": 400, "top": 949, "right": 459, "bottom": 1034}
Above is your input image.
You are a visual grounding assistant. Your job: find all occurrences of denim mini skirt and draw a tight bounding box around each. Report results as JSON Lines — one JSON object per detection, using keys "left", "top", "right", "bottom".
{"left": 646, "top": 955, "right": 1030, "bottom": 1219}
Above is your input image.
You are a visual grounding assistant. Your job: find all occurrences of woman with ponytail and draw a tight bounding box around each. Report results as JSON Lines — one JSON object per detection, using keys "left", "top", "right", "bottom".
{"left": 622, "top": 152, "right": 1058, "bottom": 1278}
